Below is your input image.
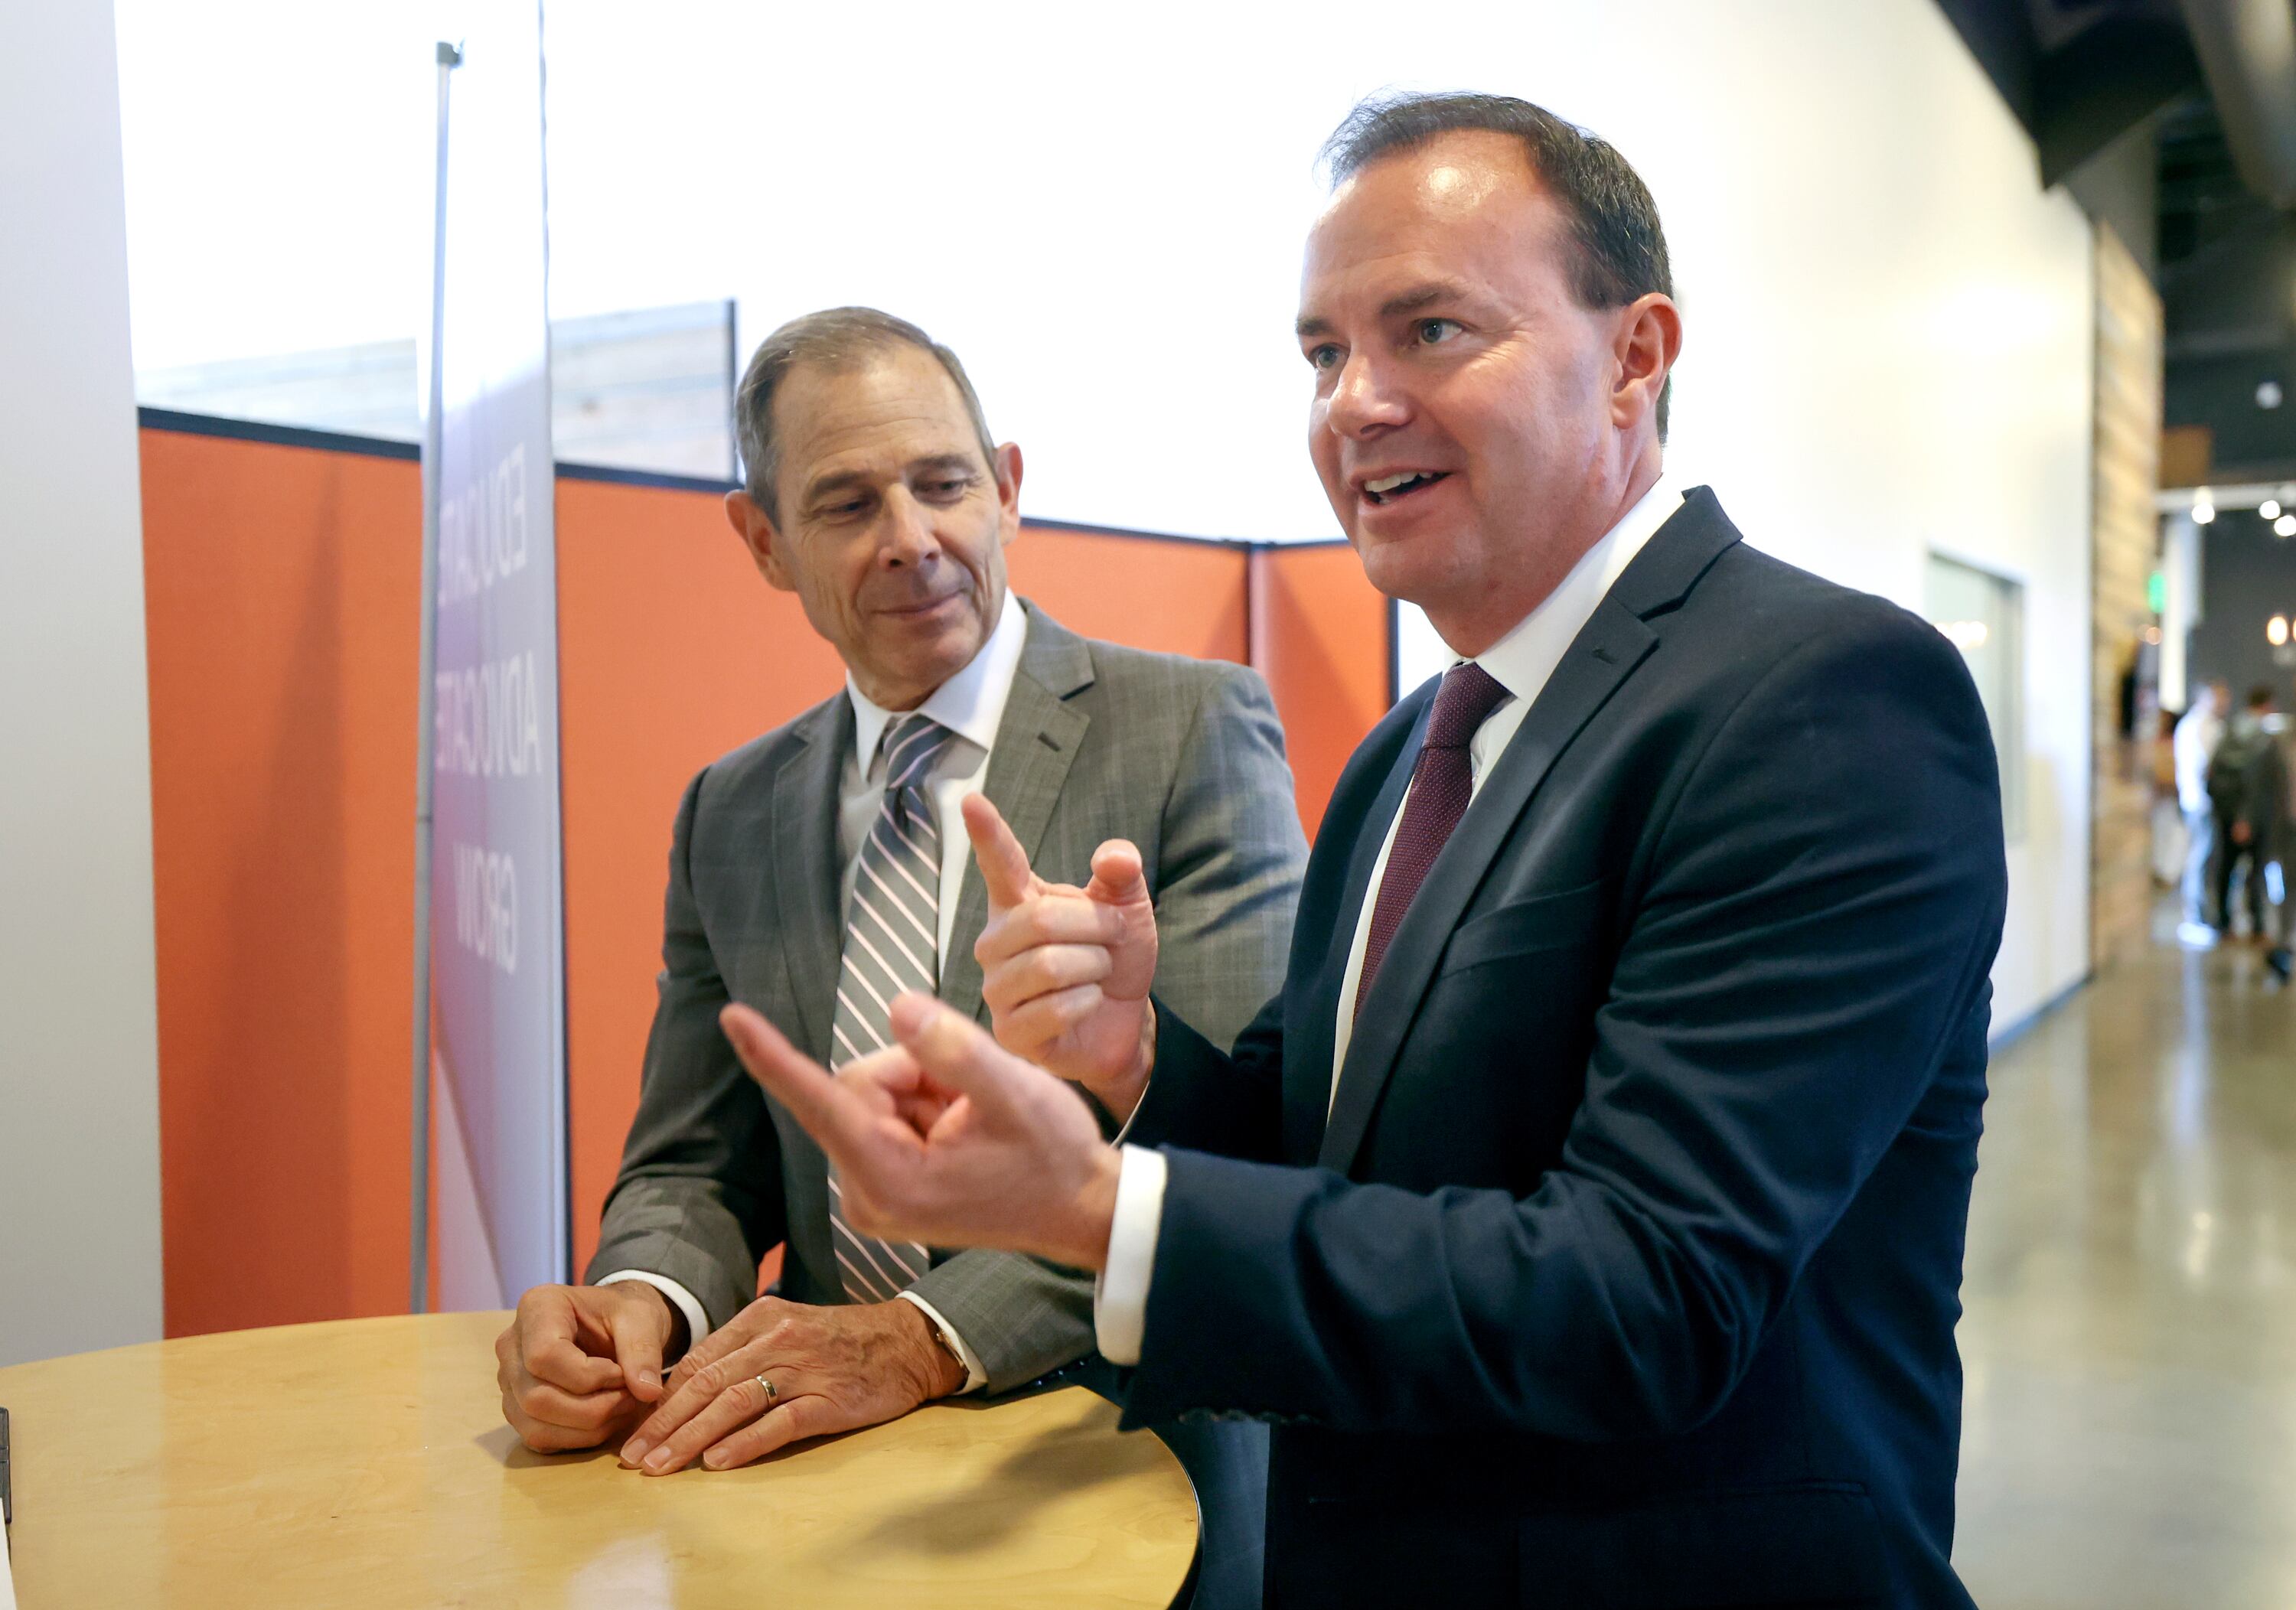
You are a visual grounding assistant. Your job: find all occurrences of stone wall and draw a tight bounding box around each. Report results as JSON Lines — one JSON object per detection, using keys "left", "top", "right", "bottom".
{"left": 2092, "top": 221, "right": 2164, "bottom": 971}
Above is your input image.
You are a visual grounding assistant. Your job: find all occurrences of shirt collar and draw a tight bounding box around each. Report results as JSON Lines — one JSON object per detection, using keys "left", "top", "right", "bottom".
{"left": 1472, "top": 469, "right": 1683, "bottom": 706}
{"left": 846, "top": 588, "right": 1029, "bottom": 774}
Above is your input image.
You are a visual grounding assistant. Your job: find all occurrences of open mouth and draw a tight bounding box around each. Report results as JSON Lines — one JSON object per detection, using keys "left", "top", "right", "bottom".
{"left": 1362, "top": 471, "right": 1450, "bottom": 506}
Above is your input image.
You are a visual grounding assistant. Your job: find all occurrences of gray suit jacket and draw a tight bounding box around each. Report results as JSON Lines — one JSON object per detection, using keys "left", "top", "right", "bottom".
{"left": 587, "top": 601, "right": 1307, "bottom": 1391}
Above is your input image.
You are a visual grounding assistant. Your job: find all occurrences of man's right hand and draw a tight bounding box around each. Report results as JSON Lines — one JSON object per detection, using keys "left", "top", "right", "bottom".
{"left": 964, "top": 793, "right": 1158, "bottom": 1121}
{"left": 494, "top": 1281, "right": 688, "bottom": 1453}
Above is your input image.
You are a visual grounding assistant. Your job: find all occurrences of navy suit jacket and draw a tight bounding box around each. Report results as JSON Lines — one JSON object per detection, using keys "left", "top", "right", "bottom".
{"left": 1120, "top": 490, "right": 2006, "bottom": 1608}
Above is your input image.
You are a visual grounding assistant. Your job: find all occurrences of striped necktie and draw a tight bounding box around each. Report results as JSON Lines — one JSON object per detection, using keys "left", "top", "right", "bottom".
{"left": 826, "top": 712, "right": 957, "bottom": 1302}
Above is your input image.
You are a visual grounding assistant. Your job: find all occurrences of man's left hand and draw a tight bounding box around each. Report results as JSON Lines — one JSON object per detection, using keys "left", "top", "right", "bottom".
{"left": 618, "top": 1295, "right": 967, "bottom": 1475}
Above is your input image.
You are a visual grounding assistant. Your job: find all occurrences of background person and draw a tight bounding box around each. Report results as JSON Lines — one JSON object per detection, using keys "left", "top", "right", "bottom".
{"left": 2174, "top": 678, "right": 2228, "bottom": 945}
{"left": 491, "top": 309, "right": 1306, "bottom": 1504}
{"left": 730, "top": 93, "right": 2007, "bottom": 1609}
{"left": 2210, "top": 685, "right": 2279, "bottom": 942}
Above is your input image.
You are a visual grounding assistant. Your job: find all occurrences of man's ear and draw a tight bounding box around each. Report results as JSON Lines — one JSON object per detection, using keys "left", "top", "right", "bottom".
{"left": 1611, "top": 292, "right": 1682, "bottom": 433}
{"left": 992, "top": 442, "right": 1024, "bottom": 547}
{"left": 725, "top": 489, "right": 796, "bottom": 592}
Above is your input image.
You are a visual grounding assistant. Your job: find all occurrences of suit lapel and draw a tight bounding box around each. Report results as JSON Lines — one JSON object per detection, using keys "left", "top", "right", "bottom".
{"left": 769, "top": 696, "right": 851, "bottom": 1063}
{"left": 941, "top": 605, "right": 1093, "bottom": 1023}
{"left": 1316, "top": 490, "right": 1741, "bottom": 1174}
{"left": 1283, "top": 695, "right": 1430, "bottom": 1165}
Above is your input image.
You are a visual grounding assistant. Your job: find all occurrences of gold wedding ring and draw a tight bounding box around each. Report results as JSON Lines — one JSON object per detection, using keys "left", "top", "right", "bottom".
{"left": 755, "top": 1373, "right": 778, "bottom": 1405}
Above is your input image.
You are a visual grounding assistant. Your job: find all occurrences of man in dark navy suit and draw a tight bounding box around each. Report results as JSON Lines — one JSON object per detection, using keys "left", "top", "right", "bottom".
{"left": 726, "top": 92, "right": 2006, "bottom": 1609}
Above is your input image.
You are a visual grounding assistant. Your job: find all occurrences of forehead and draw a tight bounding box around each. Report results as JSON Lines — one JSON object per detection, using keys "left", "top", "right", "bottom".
{"left": 1300, "top": 131, "right": 1566, "bottom": 314}
{"left": 773, "top": 345, "right": 982, "bottom": 477}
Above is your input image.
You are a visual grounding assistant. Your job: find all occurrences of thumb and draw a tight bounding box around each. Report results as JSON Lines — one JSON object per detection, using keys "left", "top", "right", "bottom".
{"left": 1084, "top": 839, "right": 1148, "bottom": 908}
{"left": 963, "top": 793, "right": 1035, "bottom": 911}
{"left": 608, "top": 1292, "right": 669, "bottom": 1403}
{"left": 887, "top": 992, "right": 1032, "bottom": 1123}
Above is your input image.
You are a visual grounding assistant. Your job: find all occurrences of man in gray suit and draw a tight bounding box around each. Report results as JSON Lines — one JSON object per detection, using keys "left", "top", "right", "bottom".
{"left": 493, "top": 307, "right": 1305, "bottom": 1486}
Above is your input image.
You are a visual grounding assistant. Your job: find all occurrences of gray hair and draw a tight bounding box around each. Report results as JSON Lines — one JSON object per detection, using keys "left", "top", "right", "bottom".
{"left": 733, "top": 306, "right": 997, "bottom": 515}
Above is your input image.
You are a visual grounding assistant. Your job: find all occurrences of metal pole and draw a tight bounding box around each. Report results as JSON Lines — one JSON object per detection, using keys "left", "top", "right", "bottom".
{"left": 411, "top": 40, "right": 461, "bottom": 1315}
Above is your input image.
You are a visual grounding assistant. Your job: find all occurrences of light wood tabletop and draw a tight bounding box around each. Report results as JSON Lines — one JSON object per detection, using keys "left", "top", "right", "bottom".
{"left": 0, "top": 1311, "right": 1198, "bottom": 1608}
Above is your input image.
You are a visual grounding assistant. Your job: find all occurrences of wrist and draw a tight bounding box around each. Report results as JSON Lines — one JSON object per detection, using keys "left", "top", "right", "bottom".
{"left": 893, "top": 1298, "right": 968, "bottom": 1401}
{"left": 1094, "top": 1003, "right": 1156, "bottom": 1124}
{"left": 1058, "top": 1146, "right": 1123, "bottom": 1272}
{"left": 627, "top": 1281, "right": 689, "bottom": 1361}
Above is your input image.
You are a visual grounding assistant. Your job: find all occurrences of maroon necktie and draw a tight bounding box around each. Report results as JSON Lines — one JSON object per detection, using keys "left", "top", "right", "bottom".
{"left": 1355, "top": 662, "right": 1512, "bottom": 1018}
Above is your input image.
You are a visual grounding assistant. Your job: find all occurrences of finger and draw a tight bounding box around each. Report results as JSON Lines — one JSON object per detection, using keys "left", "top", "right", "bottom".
{"left": 721, "top": 1003, "right": 894, "bottom": 1167}
{"left": 641, "top": 1372, "right": 784, "bottom": 1475}
{"left": 608, "top": 1297, "right": 668, "bottom": 1403}
{"left": 1084, "top": 838, "right": 1149, "bottom": 908}
{"left": 973, "top": 896, "right": 1130, "bottom": 967}
{"left": 512, "top": 1376, "right": 634, "bottom": 1435}
{"left": 504, "top": 1389, "right": 623, "bottom": 1453}
{"left": 519, "top": 1290, "right": 622, "bottom": 1395}
{"left": 981, "top": 942, "right": 1113, "bottom": 1015}
{"left": 702, "top": 1394, "right": 840, "bottom": 1470}
{"left": 996, "top": 983, "right": 1104, "bottom": 1058}
{"left": 625, "top": 1347, "right": 732, "bottom": 1463}
{"left": 962, "top": 793, "right": 1035, "bottom": 911}
{"left": 886, "top": 993, "right": 1037, "bottom": 1123}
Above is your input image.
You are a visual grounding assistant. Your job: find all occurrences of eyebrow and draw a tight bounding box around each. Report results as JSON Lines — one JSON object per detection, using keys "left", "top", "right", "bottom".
{"left": 1296, "top": 280, "right": 1476, "bottom": 340}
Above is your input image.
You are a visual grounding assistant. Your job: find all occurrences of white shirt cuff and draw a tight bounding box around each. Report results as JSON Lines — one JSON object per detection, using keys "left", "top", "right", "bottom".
{"left": 895, "top": 1291, "right": 987, "bottom": 1394}
{"left": 595, "top": 1269, "right": 710, "bottom": 1354}
{"left": 1092, "top": 1143, "right": 1168, "bottom": 1367}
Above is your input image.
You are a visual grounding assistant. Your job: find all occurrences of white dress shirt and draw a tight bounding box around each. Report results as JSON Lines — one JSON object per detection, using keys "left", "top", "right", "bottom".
{"left": 602, "top": 589, "right": 1030, "bottom": 1390}
{"left": 1095, "top": 474, "right": 1684, "bottom": 1365}
{"left": 2174, "top": 704, "right": 2223, "bottom": 814}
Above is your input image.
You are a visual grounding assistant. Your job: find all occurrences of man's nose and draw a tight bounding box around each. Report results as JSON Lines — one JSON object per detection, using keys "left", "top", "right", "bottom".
{"left": 877, "top": 488, "right": 942, "bottom": 567}
{"left": 1324, "top": 351, "right": 1408, "bottom": 438}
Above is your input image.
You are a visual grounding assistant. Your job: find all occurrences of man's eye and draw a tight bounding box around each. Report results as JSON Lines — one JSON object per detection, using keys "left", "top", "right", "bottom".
{"left": 1416, "top": 318, "right": 1462, "bottom": 345}
{"left": 1306, "top": 344, "right": 1342, "bottom": 370}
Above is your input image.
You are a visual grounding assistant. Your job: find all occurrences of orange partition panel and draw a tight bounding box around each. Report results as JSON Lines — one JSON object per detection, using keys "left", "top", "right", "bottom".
{"left": 1006, "top": 525, "right": 1247, "bottom": 665}
{"left": 142, "top": 425, "right": 1278, "bottom": 1328}
{"left": 555, "top": 475, "right": 850, "bottom": 1279}
{"left": 1248, "top": 543, "right": 1392, "bottom": 840}
{"left": 141, "top": 426, "right": 422, "bottom": 1338}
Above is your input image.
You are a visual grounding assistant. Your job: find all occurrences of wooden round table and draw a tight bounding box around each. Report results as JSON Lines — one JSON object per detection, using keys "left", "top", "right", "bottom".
{"left": 0, "top": 1311, "right": 1198, "bottom": 1607}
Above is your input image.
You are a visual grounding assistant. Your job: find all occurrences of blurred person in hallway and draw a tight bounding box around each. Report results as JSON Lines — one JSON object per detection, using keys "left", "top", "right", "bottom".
{"left": 2210, "top": 684, "right": 2282, "bottom": 947}
{"left": 491, "top": 307, "right": 1306, "bottom": 1545}
{"left": 2174, "top": 677, "right": 2228, "bottom": 946}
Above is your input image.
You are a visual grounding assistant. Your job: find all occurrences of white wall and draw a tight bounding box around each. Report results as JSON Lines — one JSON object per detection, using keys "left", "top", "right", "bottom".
{"left": 0, "top": 0, "right": 166, "bottom": 1364}
{"left": 1370, "top": 5, "right": 2096, "bottom": 1031}
{"left": 111, "top": 0, "right": 2093, "bottom": 1027}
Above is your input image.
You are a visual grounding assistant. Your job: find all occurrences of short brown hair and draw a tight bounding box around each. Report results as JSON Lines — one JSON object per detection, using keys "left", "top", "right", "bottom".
{"left": 733, "top": 307, "right": 996, "bottom": 515}
{"left": 1319, "top": 91, "right": 1675, "bottom": 435}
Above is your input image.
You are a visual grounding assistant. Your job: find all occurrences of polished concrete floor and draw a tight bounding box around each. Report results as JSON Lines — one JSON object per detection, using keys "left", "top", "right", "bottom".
{"left": 1952, "top": 912, "right": 2296, "bottom": 1608}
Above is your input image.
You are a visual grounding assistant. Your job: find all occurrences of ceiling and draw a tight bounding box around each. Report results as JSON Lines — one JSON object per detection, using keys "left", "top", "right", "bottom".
{"left": 1935, "top": 0, "right": 2296, "bottom": 481}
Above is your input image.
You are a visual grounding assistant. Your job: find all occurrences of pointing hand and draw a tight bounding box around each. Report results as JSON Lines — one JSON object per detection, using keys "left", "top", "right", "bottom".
{"left": 964, "top": 794, "right": 1158, "bottom": 1120}
{"left": 720, "top": 995, "right": 1119, "bottom": 1271}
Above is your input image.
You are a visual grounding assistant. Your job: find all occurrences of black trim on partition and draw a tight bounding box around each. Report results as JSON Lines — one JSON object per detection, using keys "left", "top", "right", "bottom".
{"left": 1024, "top": 515, "right": 1254, "bottom": 552}
{"left": 557, "top": 458, "right": 739, "bottom": 494}
{"left": 138, "top": 406, "right": 422, "bottom": 461}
